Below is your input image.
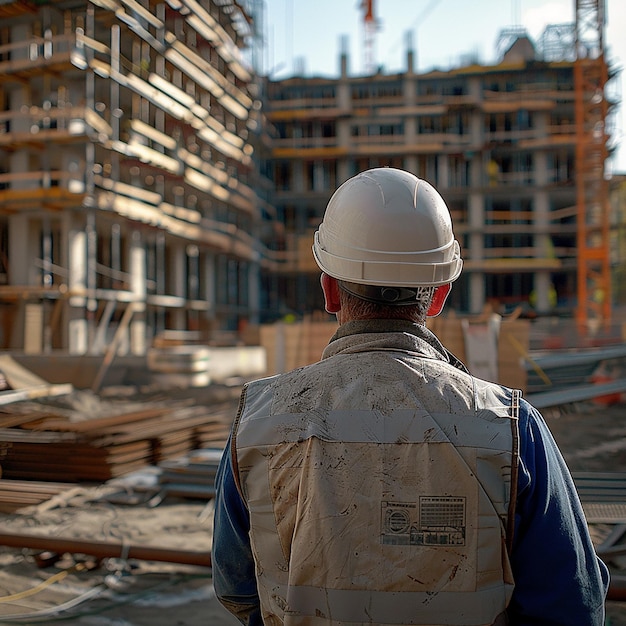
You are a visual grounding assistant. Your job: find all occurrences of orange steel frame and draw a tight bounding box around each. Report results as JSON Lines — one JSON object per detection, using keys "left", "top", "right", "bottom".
{"left": 574, "top": 0, "right": 611, "bottom": 330}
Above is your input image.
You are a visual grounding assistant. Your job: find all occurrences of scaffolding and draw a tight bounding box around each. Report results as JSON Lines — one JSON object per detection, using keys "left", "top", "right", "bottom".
{"left": 574, "top": 0, "right": 611, "bottom": 330}
{"left": 0, "top": 0, "right": 281, "bottom": 355}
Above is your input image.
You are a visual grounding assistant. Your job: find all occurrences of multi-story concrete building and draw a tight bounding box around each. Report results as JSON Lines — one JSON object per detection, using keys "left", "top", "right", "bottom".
{"left": 0, "top": 0, "right": 617, "bottom": 359}
{"left": 0, "top": 0, "right": 280, "bottom": 355}
{"left": 265, "top": 34, "right": 616, "bottom": 321}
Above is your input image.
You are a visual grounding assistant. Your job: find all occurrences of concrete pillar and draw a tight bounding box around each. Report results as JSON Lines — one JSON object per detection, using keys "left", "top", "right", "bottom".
{"left": 404, "top": 116, "right": 416, "bottom": 146}
{"left": 24, "top": 304, "right": 43, "bottom": 354}
{"left": 248, "top": 261, "right": 260, "bottom": 325}
{"left": 468, "top": 191, "right": 485, "bottom": 314}
{"left": 469, "top": 77, "right": 484, "bottom": 153}
{"left": 171, "top": 241, "right": 186, "bottom": 329}
{"left": 337, "top": 159, "right": 351, "bottom": 185}
{"left": 534, "top": 272, "right": 553, "bottom": 313}
{"left": 469, "top": 273, "right": 485, "bottom": 315}
{"left": 336, "top": 60, "right": 351, "bottom": 183}
{"left": 339, "top": 35, "right": 349, "bottom": 79}
{"left": 293, "top": 160, "right": 304, "bottom": 192}
{"left": 313, "top": 161, "right": 325, "bottom": 192}
{"left": 438, "top": 154, "right": 449, "bottom": 188}
{"left": 404, "top": 155, "right": 418, "bottom": 175}
{"left": 11, "top": 23, "right": 29, "bottom": 60}
{"left": 205, "top": 252, "right": 216, "bottom": 319}
{"left": 68, "top": 227, "right": 88, "bottom": 354}
{"left": 470, "top": 113, "right": 483, "bottom": 157}
{"left": 9, "top": 150, "right": 33, "bottom": 190}
{"left": 129, "top": 230, "right": 147, "bottom": 354}
{"left": 9, "top": 26, "right": 33, "bottom": 198}
{"left": 403, "top": 50, "right": 415, "bottom": 104}
{"left": 337, "top": 80, "right": 351, "bottom": 112}
{"left": 4, "top": 214, "right": 28, "bottom": 348}
{"left": 535, "top": 111, "right": 548, "bottom": 142}
{"left": 8, "top": 214, "right": 29, "bottom": 284}
{"left": 534, "top": 188, "right": 553, "bottom": 313}
{"left": 534, "top": 151, "right": 549, "bottom": 187}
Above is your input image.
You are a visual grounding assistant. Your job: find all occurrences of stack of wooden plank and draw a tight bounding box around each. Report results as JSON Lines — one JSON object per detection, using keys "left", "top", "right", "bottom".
{"left": 258, "top": 314, "right": 530, "bottom": 391}
{"left": 0, "top": 479, "right": 79, "bottom": 513}
{"left": 0, "top": 399, "right": 233, "bottom": 483}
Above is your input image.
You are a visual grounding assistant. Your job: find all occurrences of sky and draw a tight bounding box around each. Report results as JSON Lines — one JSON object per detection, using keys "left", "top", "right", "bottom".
{"left": 262, "top": 0, "right": 626, "bottom": 173}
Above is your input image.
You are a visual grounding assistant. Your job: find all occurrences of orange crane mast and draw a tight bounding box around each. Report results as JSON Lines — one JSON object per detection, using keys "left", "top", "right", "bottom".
{"left": 574, "top": 0, "right": 611, "bottom": 331}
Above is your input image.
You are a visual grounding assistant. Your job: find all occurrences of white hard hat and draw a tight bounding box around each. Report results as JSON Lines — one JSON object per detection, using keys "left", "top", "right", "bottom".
{"left": 312, "top": 168, "right": 463, "bottom": 289}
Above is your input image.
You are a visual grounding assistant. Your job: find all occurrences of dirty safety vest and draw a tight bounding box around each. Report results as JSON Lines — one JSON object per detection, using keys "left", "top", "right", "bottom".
{"left": 233, "top": 352, "right": 519, "bottom": 626}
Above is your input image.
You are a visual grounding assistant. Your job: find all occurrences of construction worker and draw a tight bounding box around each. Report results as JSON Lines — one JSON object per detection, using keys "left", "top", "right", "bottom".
{"left": 213, "top": 168, "right": 609, "bottom": 625}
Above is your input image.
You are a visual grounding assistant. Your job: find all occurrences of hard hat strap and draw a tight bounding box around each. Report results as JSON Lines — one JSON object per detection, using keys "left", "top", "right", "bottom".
{"left": 338, "top": 281, "right": 434, "bottom": 306}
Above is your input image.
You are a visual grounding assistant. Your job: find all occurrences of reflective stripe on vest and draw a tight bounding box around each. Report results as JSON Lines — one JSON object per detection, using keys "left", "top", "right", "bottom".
{"left": 234, "top": 356, "right": 517, "bottom": 626}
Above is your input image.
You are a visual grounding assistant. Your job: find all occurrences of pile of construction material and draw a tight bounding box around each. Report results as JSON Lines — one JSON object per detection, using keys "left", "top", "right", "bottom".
{"left": 148, "top": 330, "right": 267, "bottom": 387}
{"left": 0, "top": 355, "right": 235, "bottom": 511}
{"left": 259, "top": 314, "right": 530, "bottom": 392}
{"left": 0, "top": 398, "right": 232, "bottom": 483}
{"left": 157, "top": 447, "right": 223, "bottom": 500}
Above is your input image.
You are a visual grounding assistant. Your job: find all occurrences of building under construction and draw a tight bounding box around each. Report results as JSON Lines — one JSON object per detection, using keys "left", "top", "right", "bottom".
{"left": 0, "top": 0, "right": 619, "bottom": 358}
{"left": 265, "top": 3, "right": 617, "bottom": 331}
{"left": 0, "top": 0, "right": 281, "bottom": 355}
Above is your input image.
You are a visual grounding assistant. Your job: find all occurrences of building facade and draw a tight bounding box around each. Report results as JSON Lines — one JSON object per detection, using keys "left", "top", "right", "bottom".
{"left": 0, "top": 3, "right": 618, "bottom": 356}
{"left": 265, "top": 37, "right": 616, "bottom": 320}
{"left": 0, "top": 0, "right": 279, "bottom": 354}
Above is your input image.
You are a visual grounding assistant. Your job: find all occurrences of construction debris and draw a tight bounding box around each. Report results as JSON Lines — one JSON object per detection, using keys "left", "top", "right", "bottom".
{"left": 0, "top": 355, "right": 236, "bottom": 513}
{"left": 0, "top": 479, "right": 222, "bottom": 624}
{"left": 0, "top": 354, "right": 73, "bottom": 406}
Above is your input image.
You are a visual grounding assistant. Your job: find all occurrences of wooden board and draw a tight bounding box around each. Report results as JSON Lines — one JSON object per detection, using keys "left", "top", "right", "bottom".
{"left": 259, "top": 316, "right": 529, "bottom": 391}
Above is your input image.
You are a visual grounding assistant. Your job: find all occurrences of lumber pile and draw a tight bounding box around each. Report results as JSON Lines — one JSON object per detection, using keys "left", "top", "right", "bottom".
{"left": 0, "top": 396, "right": 233, "bottom": 483}
{"left": 0, "top": 354, "right": 238, "bottom": 512}
{"left": 0, "top": 479, "right": 79, "bottom": 513}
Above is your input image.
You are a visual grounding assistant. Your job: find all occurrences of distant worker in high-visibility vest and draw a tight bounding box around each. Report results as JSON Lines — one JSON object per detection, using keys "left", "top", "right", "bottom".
{"left": 487, "top": 158, "right": 499, "bottom": 186}
{"left": 213, "top": 168, "right": 609, "bottom": 625}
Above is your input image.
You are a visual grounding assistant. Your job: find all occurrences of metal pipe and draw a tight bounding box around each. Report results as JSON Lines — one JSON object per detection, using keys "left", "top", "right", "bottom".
{"left": 524, "top": 344, "right": 626, "bottom": 371}
{"left": 0, "top": 532, "right": 211, "bottom": 568}
{"left": 526, "top": 379, "right": 626, "bottom": 408}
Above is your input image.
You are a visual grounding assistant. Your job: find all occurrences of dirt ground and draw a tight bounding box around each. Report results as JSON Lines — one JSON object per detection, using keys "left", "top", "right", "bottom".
{"left": 1, "top": 394, "right": 626, "bottom": 624}
{"left": 0, "top": 485, "right": 239, "bottom": 625}
{"left": 0, "top": 383, "right": 241, "bottom": 626}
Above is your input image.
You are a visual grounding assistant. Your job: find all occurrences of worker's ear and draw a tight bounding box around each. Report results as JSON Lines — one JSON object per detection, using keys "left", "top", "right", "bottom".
{"left": 321, "top": 273, "right": 341, "bottom": 313}
{"left": 427, "top": 284, "right": 451, "bottom": 317}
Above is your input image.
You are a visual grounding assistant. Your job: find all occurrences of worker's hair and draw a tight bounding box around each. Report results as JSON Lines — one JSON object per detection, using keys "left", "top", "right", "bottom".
{"left": 339, "top": 286, "right": 435, "bottom": 324}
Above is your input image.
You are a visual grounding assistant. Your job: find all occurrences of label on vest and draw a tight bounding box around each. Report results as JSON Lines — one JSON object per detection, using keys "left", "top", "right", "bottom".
{"left": 382, "top": 496, "right": 466, "bottom": 546}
